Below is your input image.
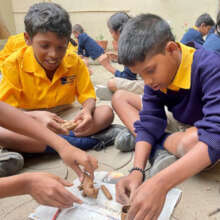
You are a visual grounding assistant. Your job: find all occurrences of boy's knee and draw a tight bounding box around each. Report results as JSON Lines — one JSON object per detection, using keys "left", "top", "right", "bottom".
{"left": 107, "top": 79, "right": 117, "bottom": 92}
{"left": 98, "top": 105, "right": 114, "bottom": 122}
{"left": 112, "top": 90, "right": 129, "bottom": 105}
{"left": 177, "top": 129, "right": 199, "bottom": 157}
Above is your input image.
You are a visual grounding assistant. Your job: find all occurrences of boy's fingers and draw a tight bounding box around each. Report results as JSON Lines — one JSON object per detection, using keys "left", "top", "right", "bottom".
{"left": 49, "top": 121, "right": 68, "bottom": 134}
{"left": 56, "top": 186, "right": 82, "bottom": 205}
{"left": 70, "top": 162, "right": 84, "bottom": 181}
{"left": 116, "top": 183, "right": 130, "bottom": 205}
{"left": 53, "top": 115, "right": 66, "bottom": 123}
{"left": 57, "top": 177, "right": 73, "bottom": 187}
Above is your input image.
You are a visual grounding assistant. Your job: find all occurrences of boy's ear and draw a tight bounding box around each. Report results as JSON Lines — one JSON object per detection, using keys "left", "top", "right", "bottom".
{"left": 165, "top": 41, "right": 179, "bottom": 55}
{"left": 24, "top": 32, "right": 32, "bottom": 46}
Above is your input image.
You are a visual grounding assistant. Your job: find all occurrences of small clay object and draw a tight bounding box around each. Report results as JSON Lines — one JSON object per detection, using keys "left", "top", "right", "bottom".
{"left": 100, "top": 185, "right": 112, "bottom": 200}
{"left": 121, "top": 205, "right": 130, "bottom": 220}
{"left": 79, "top": 173, "right": 99, "bottom": 199}
{"left": 78, "top": 184, "right": 83, "bottom": 191}
{"left": 61, "top": 121, "right": 77, "bottom": 130}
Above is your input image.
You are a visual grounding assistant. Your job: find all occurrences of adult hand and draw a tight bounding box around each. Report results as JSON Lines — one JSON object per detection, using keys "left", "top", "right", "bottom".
{"left": 127, "top": 178, "right": 167, "bottom": 220}
{"left": 27, "top": 111, "right": 68, "bottom": 134}
{"left": 116, "top": 171, "right": 143, "bottom": 205}
{"left": 58, "top": 145, "right": 98, "bottom": 181}
{"left": 73, "top": 109, "right": 93, "bottom": 136}
{"left": 26, "top": 172, "right": 82, "bottom": 208}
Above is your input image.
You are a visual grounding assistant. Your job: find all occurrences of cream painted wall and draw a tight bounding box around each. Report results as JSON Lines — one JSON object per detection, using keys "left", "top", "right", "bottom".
{"left": 11, "top": 0, "right": 218, "bottom": 48}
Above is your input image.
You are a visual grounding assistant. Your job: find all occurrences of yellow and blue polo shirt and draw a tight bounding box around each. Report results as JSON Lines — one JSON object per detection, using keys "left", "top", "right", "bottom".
{"left": 161, "top": 42, "right": 196, "bottom": 93}
{"left": 0, "top": 46, "right": 95, "bottom": 109}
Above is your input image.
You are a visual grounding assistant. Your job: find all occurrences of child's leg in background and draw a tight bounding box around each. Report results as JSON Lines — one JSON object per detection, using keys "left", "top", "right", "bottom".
{"left": 112, "top": 90, "right": 141, "bottom": 135}
{"left": 108, "top": 77, "right": 144, "bottom": 94}
{"left": 82, "top": 57, "right": 93, "bottom": 75}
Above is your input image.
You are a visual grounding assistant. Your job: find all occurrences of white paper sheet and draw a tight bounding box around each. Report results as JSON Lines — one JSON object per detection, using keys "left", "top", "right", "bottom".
{"left": 29, "top": 171, "right": 182, "bottom": 220}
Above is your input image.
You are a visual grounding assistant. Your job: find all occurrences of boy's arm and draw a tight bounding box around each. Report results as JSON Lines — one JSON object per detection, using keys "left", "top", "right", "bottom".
{"left": 116, "top": 87, "right": 166, "bottom": 204}
{"left": 0, "top": 101, "right": 98, "bottom": 179}
{"left": 0, "top": 172, "right": 82, "bottom": 207}
{"left": 127, "top": 141, "right": 211, "bottom": 220}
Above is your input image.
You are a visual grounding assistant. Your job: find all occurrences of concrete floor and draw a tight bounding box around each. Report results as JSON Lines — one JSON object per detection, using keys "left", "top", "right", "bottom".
{"left": 0, "top": 63, "right": 220, "bottom": 220}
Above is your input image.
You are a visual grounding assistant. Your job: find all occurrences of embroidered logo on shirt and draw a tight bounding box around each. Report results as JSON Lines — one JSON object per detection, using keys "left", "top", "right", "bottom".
{"left": 61, "top": 75, "right": 76, "bottom": 84}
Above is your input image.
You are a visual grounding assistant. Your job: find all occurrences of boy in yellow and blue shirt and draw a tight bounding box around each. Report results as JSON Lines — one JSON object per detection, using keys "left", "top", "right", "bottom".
{"left": 0, "top": 2, "right": 124, "bottom": 170}
{"left": 112, "top": 13, "right": 220, "bottom": 219}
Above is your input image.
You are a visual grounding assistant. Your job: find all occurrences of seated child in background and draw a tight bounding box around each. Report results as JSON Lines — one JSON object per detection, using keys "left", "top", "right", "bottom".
{"left": 203, "top": 10, "right": 220, "bottom": 53}
{"left": 72, "top": 24, "right": 117, "bottom": 75}
{"left": 113, "top": 13, "right": 220, "bottom": 219}
{"left": 0, "top": 101, "right": 97, "bottom": 208}
{"left": 0, "top": 2, "right": 124, "bottom": 169}
{"left": 102, "top": 12, "right": 144, "bottom": 96}
{"left": 181, "top": 13, "right": 215, "bottom": 45}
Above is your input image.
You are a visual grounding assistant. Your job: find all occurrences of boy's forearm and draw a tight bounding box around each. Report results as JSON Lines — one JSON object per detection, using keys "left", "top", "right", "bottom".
{"left": 151, "top": 141, "right": 211, "bottom": 192}
{"left": 134, "top": 141, "right": 152, "bottom": 169}
{"left": 0, "top": 102, "right": 70, "bottom": 153}
{"left": 0, "top": 173, "right": 29, "bottom": 198}
{"left": 81, "top": 98, "right": 96, "bottom": 115}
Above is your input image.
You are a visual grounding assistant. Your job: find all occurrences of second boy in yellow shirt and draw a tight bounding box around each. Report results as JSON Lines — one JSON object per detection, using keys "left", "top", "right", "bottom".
{"left": 0, "top": 2, "right": 123, "bottom": 176}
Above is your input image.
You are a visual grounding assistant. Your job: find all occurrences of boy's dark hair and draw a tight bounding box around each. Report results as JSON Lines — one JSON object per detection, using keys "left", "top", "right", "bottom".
{"left": 118, "top": 13, "right": 175, "bottom": 66}
{"left": 195, "top": 13, "right": 215, "bottom": 27}
{"left": 24, "top": 2, "right": 72, "bottom": 39}
{"left": 107, "top": 12, "right": 131, "bottom": 33}
{"left": 72, "top": 24, "right": 84, "bottom": 34}
{"left": 216, "top": 11, "right": 220, "bottom": 36}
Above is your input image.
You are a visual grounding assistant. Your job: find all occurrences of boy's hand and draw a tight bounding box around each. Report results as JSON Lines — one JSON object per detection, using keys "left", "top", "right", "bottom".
{"left": 73, "top": 109, "right": 93, "bottom": 136}
{"left": 127, "top": 178, "right": 167, "bottom": 220}
{"left": 27, "top": 111, "right": 68, "bottom": 134}
{"left": 25, "top": 172, "right": 82, "bottom": 208}
{"left": 116, "top": 171, "right": 143, "bottom": 205}
{"left": 106, "top": 51, "right": 118, "bottom": 61}
{"left": 58, "top": 145, "right": 98, "bottom": 181}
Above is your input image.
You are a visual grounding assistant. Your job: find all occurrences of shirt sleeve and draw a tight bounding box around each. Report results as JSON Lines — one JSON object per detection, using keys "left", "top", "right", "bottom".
{"left": 134, "top": 85, "right": 167, "bottom": 146}
{"left": 0, "top": 36, "right": 15, "bottom": 69}
{"left": 194, "top": 56, "right": 220, "bottom": 163}
{"left": 0, "top": 55, "right": 22, "bottom": 107}
{"left": 75, "top": 57, "right": 96, "bottom": 104}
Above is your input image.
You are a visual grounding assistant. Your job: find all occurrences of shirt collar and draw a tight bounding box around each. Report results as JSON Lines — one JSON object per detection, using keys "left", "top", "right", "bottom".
{"left": 22, "top": 47, "right": 74, "bottom": 80}
{"left": 161, "top": 42, "right": 196, "bottom": 93}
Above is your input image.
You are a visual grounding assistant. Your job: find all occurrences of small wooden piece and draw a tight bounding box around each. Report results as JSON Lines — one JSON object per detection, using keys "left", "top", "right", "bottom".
{"left": 79, "top": 173, "right": 99, "bottom": 199}
{"left": 121, "top": 205, "right": 130, "bottom": 220}
{"left": 61, "top": 121, "right": 77, "bottom": 131}
{"left": 100, "top": 185, "right": 112, "bottom": 200}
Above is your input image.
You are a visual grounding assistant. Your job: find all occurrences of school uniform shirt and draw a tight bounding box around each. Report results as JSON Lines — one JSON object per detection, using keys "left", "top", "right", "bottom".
{"left": 0, "top": 33, "right": 27, "bottom": 69}
{"left": 0, "top": 46, "right": 96, "bottom": 109}
{"left": 77, "top": 32, "right": 104, "bottom": 60}
{"left": 203, "top": 33, "right": 220, "bottom": 53}
{"left": 135, "top": 42, "right": 220, "bottom": 164}
{"left": 114, "top": 66, "right": 137, "bottom": 80}
{"left": 181, "top": 27, "right": 204, "bottom": 45}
